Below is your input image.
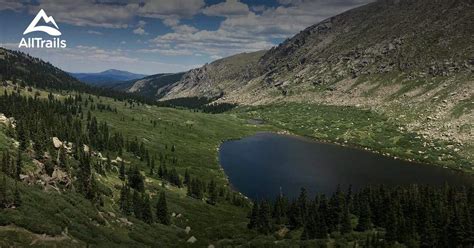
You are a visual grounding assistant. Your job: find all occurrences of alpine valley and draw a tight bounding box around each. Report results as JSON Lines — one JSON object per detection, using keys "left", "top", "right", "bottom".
{"left": 0, "top": 0, "right": 472, "bottom": 247}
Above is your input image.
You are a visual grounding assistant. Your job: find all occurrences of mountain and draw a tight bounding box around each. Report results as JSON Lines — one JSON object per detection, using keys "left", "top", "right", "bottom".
{"left": 161, "top": 51, "right": 266, "bottom": 100}
{"left": 69, "top": 69, "right": 148, "bottom": 86}
{"left": 160, "top": 0, "right": 473, "bottom": 144}
{"left": 110, "top": 72, "right": 185, "bottom": 99}
{"left": 0, "top": 47, "right": 86, "bottom": 90}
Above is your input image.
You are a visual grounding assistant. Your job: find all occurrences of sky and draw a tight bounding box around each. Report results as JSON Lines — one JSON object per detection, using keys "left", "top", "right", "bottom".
{"left": 0, "top": 0, "right": 373, "bottom": 74}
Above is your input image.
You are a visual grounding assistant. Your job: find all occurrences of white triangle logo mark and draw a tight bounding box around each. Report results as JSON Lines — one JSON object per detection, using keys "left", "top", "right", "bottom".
{"left": 23, "top": 9, "right": 61, "bottom": 36}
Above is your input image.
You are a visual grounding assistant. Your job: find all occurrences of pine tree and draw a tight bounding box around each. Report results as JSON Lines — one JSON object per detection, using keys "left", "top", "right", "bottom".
{"left": 297, "top": 188, "right": 308, "bottom": 224}
{"left": 340, "top": 206, "right": 352, "bottom": 234}
{"left": 149, "top": 158, "right": 155, "bottom": 176}
{"left": 301, "top": 214, "right": 316, "bottom": 240}
{"left": 128, "top": 165, "right": 144, "bottom": 192}
{"left": 257, "top": 200, "right": 272, "bottom": 234}
{"left": 0, "top": 175, "right": 7, "bottom": 208}
{"left": 119, "top": 184, "right": 131, "bottom": 215}
{"left": 248, "top": 201, "right": 259, "bottom": 229}
{"left": 141, "top": 193, "right": 153, "bottom": 224}
{"left": 158, "top": 164, "right": 164, "bottom": 178}
{"left": 356, "top": 198, "right": 371, "bottom": 232}
{"left": 15, "top": 150, "right": 22, "bottom": 180}
{"left": 132, "top": 190, "right": 143, "bottom": 219}
{"left": 208, "top": 179, "right": 218, "bottom": 205}
{"left": 58, "top": 147, "right": 68, "bottom": 170}
{"left": 315, "top": 212, "right": 328, "bottom": 239}
{"left": 105, "top": 153, "right": 111, "bottom": 171}
{"left": 119, "top": 160, "right": 125, "bottom": 181}
{"left": 156, "top": 191, "right": 170, "bottom": 225}
{"left": 184, "top": 169, "right": 190, "bottom": 185}
{"left": 13, "top": 182, "right": 21, "bottom": 207}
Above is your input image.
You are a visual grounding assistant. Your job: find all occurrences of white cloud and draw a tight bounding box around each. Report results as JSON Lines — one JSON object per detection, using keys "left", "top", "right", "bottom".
{"left": 133, "top": 27, "right": 148, "bottom": 35}
{"left": 0, "top": 0, "right": 24, "bottom": 11}
{"left": 137, "top": 0, "right": 205, "bottom": 19}
{"left": 24, "top": 0, "right": 205, "bottom": 29}
{"left": 87, "top": 30, "right": 103, "bottom": 35}
{"left": 202, "top": 0, "right": 250, "bottom": 17}
{"left": 150, "top": 27, "right": 274, "bottom": 58}
{"left": 210, "top": 55, "right": 222, "bottom": 60}
{"left": 28, "top": 0, "right": 139, "bottom": 28}
{"left": 250, "top": 5, "right": 267, "bottom": 12}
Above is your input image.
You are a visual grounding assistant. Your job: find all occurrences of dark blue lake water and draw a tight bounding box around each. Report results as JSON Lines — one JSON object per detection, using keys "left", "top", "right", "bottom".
{"left": 219, "top": 132, "right": 473, "bottom": 199}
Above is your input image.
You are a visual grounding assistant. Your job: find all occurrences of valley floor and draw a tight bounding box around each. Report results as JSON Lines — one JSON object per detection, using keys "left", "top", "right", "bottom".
{"left": 0, "top": 85, "right": 472, "bottom": 247}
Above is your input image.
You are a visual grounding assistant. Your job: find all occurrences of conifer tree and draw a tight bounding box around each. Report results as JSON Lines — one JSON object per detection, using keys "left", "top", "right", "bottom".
{"left": 0, "top": 175, "right": 7, "bottom": 208}
{"left": 119, "top": 160, "right": 125, "bottom": 181}
{"left": 120, "top": 184, "right": 132, "bottom": 215}
{"left": 315, "top": 212, "right": 328, "bottom": 239}
{"left": 257, "top": 201, "right": 272, "bottom": 234}
{"left": 208, "top": 179, "right": 218, "bottom": 205}
{"left": 340, "top": 206, "right": 352, "bottom": 234}
{"left": 15, "top": 150, "right": 22, "bottom": 180}
{"left": 58, "top": 147, "right": 68, "bottom": 170}
{"left": 356, "top": 198, "right": 371, "bottom": 231}
{"left": 132, "top": 190, "right": 142, "bottom": 219}
{"left": 184, "top": 169, "right": 190, "bottom": 185}
{"left": 13, "top": 182, "right": 21, "bottom": 207}
{"left": 141, "top": 193, "right": 153, "bottom": 224}
{"left": 248, "top": 202, "right": 259, "bottom": 229}
{"left": 156, "top": 191, "right": 170, "bottom": 225}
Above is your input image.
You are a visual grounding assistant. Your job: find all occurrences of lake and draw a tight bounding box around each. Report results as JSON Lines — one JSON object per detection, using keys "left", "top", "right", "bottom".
{"left": 219, "top": 132, "right": 473, "bottom": 199}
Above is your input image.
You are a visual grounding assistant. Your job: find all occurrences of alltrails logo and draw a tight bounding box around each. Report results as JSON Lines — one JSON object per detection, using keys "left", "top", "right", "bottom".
{"left": 19, "top": 9, "right": 67, "bottom": 48}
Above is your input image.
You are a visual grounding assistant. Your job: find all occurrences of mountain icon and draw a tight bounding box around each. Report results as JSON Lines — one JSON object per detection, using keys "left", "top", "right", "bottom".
{"left": 23, "top": 9, "right": 61, "bottom": 36}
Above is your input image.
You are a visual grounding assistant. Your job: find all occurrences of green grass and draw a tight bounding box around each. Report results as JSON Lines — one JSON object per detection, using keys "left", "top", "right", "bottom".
{"left": 0, "top": 85, "right": 472, "bottom": 247}
{"left": 451, "top": 95, "right": 474, "bottom": 118}
{"left": 0, "top": 86, "right": 277, "bottom": 247}
{"left": 235, "top": 102, "right": 473, "bottom": 171}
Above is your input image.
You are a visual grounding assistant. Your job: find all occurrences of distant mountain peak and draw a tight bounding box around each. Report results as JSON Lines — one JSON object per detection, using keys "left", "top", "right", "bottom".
{"left": 69, "top": 69, "right": 148, "bottom": 86}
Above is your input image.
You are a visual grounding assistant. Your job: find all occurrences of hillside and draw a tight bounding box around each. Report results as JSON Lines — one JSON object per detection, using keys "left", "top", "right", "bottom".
{"left": 0, "top": 48, "right": 86, "bottom": 91}
{"left": 111, "top": 72, "right": 185, "bottom": 99}
{"left": 0, "top": 1, "right": 473, "bottom": 246}
{"left": 160, "top": 0, "right": 474, "bottom": 148}
{"left": 161, "top": 51, "right": 266, "bottom": 100}
{"left": 70, "top": 69, "right": 148, "bottom": 87}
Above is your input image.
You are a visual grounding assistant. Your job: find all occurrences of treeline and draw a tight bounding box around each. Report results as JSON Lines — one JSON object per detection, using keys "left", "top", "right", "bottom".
{"left": 158, "top": 96, "right": 236, "bottom": 114}
{"left": 249, "top": 185, "right": 474, "bottom": 247}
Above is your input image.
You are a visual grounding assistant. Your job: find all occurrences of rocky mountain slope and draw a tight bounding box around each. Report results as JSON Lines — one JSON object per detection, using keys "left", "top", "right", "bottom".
{"left": 160, "top": 0, "right": 473, "bottom": 146}
{"left": 161, "top": 51, "right": 266, "bottom": 99}
{"left": 112, "top": 72, "right": 185, "bottom": 99}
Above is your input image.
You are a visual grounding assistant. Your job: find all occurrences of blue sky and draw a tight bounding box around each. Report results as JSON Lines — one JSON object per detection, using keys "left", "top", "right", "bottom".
{"left": 0, "top": 0, "right": 373, "bottom": 74}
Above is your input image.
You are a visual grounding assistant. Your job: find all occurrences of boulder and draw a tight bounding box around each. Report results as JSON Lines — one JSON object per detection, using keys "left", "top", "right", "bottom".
{"left": 83, "top": 144, "right": 90, "bottom": 153}
{"left": 185, "top": 226, "right": 191, "bottom": 234}
{"left": 187, "top": 236, "right": 197, "bottom": 244}
{"left": 52, "top": 137, "right": 62, "bottom": 149}
{"left": 0, "top": 113, "right": 8, "bottom": 125}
